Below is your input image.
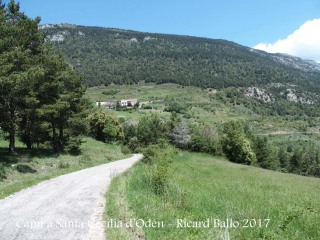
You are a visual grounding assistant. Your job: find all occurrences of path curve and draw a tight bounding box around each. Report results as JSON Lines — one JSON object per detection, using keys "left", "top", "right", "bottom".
{"left": 0, "top": 154, "right": 143, "bottom": 240}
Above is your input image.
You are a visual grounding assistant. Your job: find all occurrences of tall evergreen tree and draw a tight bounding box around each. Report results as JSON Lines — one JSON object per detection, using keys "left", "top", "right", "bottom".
{"left": 278, "top": 146, "right": 290, "bottom": 171}
{"left": 0, "top": 0, "right": 43, "bottom": 153}
{"left": 290, "top": 148, "right": 303, "bottom": 174}
{"left": 0, "top": 0, "right": 88, "bottom": 153}
{"left": 253, "top": 137, "right": 277, "bottom": 169}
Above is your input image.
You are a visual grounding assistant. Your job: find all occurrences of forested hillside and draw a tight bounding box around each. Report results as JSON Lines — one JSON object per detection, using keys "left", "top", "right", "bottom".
{"left": 42, "top": 24, "right": 320, "bottom": 92}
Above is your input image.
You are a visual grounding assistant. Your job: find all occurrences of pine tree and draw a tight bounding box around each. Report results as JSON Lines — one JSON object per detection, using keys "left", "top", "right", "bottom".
{"left": 290, "top": 148, "right": 303, "bottom": 174}
{"left": 0, "top": 0, "right": 43, "bottom": 153}
{"left": 254, "top": 137, "right": 278, "bottom": 169}
{"left": 35, "top": 51, "right": 88, "bottom": 152}
{"left": 278, "top": 146, "right": 290, "bottom": 171}
{"left": 0, "top": 1, "right": 88, "bottom": 153}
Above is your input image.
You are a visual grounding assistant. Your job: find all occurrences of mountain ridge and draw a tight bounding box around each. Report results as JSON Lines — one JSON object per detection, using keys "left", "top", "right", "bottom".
{"left": 39, "top": 23, "right": 320, "bottom": 93}
{"left": 40, "top": 23, "right": 320, "bottom": 68}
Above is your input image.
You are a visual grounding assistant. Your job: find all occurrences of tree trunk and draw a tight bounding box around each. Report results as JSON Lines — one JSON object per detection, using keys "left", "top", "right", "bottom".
{"left": 25, "top": 119, "right": 33, "bottom": 150}
{"left": 9, "top": 108, "right": 15, "bottom": 154}
{"left": 9, "top": 128, "right": 15, "bottom": 154}
{"left": 52, "top": 123, "right": 60, "bottom": 153}
{"left": 26, "top": 134, "right": 32, "bottom": 150}
{"left": 58, "top": 120, "right": 64, "bottom": 151}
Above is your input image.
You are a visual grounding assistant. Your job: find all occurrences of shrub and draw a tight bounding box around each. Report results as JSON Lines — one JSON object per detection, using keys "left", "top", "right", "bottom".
{"left": 164, "top": 101, "right": 188, "bottom": 114}
{"left": 121, "top": 145, "right": 131, "bottom": 155}
{"left": 220, "top": 120, "right": 256, "bottom": 165}
{"left": 66, "top": 137, "right": 83, "bottom": 155}
{"left": 169, "top": 120, "right": 191, "bottom": 149}
{"left": 118, "top": 117, "right": 126, "bottom": 124}
{"left": 123, "top": 123, "right": 137, "bottom": 144}
{"left": 142, "top": 145, "right": 159, "bottom": 165}
{"left": 150, "top": 157, "right": 170, "bottom": 195}
{"left": 189, "top": 123, "right": 222, "bottom": 155}
{"left": 16, "top": 163, "right": 37, "bottom": 173}
{"left": 142, "top": 142, "right": 175, "bottom": 195}
{"left": 127, "top": 137, "right": 140, "bottom": 152}
{"left": 89, "top": 108, "right": 124, "bottom": 143}
{"left": 137, "top": 114, "right": 168, "bottom": 146}
{"left": 102, "top": 89, "right": 119, "bottom": 95}
{"left": 79, "top": 154, "right": 92, "bottom": 165}
{"left": 58, "top": 161, "right": 70, "bottom": 169}
{"left": 142, "top": 105, "right": 153, "bottom": 109}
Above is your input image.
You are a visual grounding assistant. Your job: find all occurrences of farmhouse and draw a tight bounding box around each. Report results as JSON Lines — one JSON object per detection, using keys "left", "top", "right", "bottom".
{"left": 96, "top": 101, "right": 117, "bottom": 109}
{"left": 96, "top": 99, "right": 138, "bottom": 109}
{"left": 120, "top": 99, "right": 138, "bottom": 107}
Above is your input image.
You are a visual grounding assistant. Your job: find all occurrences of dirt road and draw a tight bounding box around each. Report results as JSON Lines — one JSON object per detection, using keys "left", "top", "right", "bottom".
{"left": 0, "top": 154, "right": 143, "bottom": 240}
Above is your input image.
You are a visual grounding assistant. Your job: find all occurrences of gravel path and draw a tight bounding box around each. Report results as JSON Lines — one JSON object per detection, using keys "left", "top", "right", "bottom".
{"left": 0, "top": 154, "right": 143, "bottom": 240}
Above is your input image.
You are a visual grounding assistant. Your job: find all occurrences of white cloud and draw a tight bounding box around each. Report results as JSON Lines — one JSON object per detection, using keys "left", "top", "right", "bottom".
{"left": 253, "top": 19, "right": 320, "bottom": 62}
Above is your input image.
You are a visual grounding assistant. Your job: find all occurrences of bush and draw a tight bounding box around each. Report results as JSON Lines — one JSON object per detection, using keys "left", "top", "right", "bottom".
{"left": 102, "top": 89, "right": 119, "bottom": 95}
{"left": 123, "top": 123, "right": 137, "bottom": 144}
{"left": 127, "top": 137, "right": 140, "bottom": 152}
{"left": 66, "top": 137, "right": 83, "bottom": 155}
{"left": 137, "top": 114, "right": 169, "bottom": 146}
{"left": 169, "top": 120, "right": 191, "bottom": 149}
{"left": 150, "top": 157, "right": 170, "bottom": 195}
{"left": 220, "top": 120, "right": 256, "bottom": 165}
{"left": 142, "top": 142, "right": 175, "bottom": 195}
{"left": 79, "top": 154, "right": 92, "bottom": 165}
{"left": 189, "top": 123, "right": 222, "bottom": 155}
{"left": 121, "top": 145, "right": 131, "bottom": 155}
{"left": 164, "top": 101, "right": 188, "bottom": 114}
{"left": 142, "top": 105, "right": 153, "bottom": 109}
{"left": 58, "top": 161, "right": 70, "bottom": 169}
{"left": 89, "top": 108, "right": 124, "bottom": 143}
{"left": 118, "top": 117, "right": 126, "bottom": 124}
{"left": 142, "top": 145, "right": 160, "bottom": 165}
{"left": 16, "top": 163, "right": 37, "bottom": 173}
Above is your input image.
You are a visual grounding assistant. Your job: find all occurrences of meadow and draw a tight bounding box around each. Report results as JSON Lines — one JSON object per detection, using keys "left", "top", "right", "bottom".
{"left": 105, "top": 151, "right": 320, "bottom": 239}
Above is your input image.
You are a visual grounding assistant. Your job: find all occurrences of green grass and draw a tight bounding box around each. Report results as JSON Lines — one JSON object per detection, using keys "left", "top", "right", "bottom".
{"left": 105, "top": 172, "right": 145, "bottom": 240}
{"left": 106, "top": 152, "right": 320, "bottom": 239}
{"left": 0, "top": 137, "right": 130, "bottom": 199}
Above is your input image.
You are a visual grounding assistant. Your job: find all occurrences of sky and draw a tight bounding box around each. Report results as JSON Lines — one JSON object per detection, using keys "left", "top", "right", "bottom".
{"left": 4, "top": 0, "right": 320, "bottom": 61}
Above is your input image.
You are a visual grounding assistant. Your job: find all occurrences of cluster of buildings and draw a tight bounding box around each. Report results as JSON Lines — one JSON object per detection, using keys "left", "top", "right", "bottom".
{"left": 96, "top": 99, "right": 138, "bottom": 109}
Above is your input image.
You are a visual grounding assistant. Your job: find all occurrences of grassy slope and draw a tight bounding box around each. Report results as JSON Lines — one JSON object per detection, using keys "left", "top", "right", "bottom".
{"left": 106, "top": 152, "right": 320, "bottom": 239}
{"left": 0, "top": 137, "right": 129, "bottom": 199}
{"left": 86, "top": 83, "right": 320, "bottom": 135}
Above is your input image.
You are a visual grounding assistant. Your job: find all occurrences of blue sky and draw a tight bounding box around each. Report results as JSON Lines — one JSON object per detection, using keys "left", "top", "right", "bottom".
{"left": 4, "top": 0, "right": 320, "bottom": 60}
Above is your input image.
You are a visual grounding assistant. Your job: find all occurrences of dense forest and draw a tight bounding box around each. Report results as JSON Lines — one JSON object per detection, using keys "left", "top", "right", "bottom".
{"left": 43, "top": 24, "right": 320, "bottom": 93}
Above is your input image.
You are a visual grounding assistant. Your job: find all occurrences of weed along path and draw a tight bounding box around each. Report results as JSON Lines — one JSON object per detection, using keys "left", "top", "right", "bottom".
{"left": 0, "top": 154, "right": 143, "bottom": 240}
